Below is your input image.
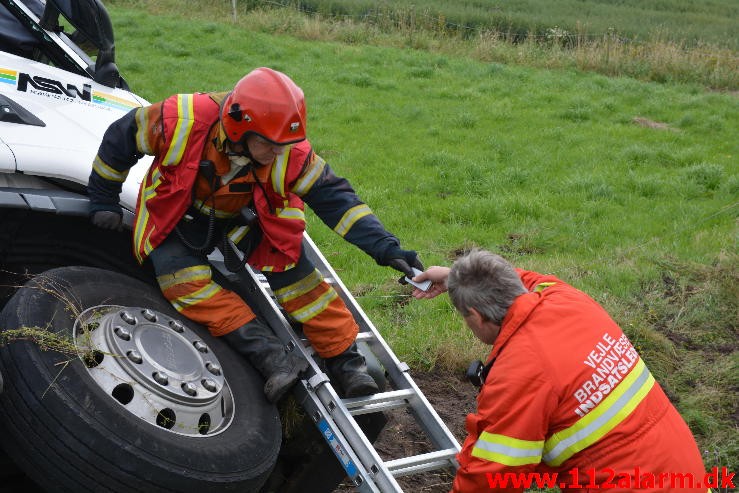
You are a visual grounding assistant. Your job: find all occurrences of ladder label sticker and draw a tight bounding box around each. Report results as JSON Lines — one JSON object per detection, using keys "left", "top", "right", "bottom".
{"left": 318, "top": 419, "right": 358, "bottom": 477}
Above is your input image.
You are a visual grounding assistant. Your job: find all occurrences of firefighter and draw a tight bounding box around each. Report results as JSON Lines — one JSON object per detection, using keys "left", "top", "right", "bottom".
{"left": 412, "top": 250, "right": 707, "bottom": 493}
{"left": 88, "top": 67, "right": 422, "bottom": 403}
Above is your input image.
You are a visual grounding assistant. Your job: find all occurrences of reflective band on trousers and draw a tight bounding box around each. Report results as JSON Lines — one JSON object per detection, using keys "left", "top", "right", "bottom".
{"left": 288, "top": 288, "right": 338, "bottom": 323}
{"left": 472, "top": 433, "right": 543, "bottom": 466}
{"left": 543, "top": 359, "right": 655, "bottom": 466}
{"left": 170, "top": 279, "right": 223, "bottom": 313}
{"left": 156, "top": 265, "right": 211, "bottom": 291}
{"left": 274, "top": 269, "right": 323, "bottom": 304}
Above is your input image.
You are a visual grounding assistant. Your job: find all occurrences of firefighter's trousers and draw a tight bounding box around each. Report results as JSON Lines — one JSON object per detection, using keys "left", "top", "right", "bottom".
{"left": 149, "top": 233, "right": 358, "bottom": 358}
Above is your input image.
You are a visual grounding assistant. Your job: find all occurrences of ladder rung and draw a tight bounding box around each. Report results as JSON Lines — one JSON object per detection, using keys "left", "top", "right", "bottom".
{"left": 355, "top": 331, "right": 375, "bottom": 342}
{"left": 385, "top": 448, "right": 459, "bottom": 478}
{"left": 342, "top": 389, "right": 416, "bottom": 415}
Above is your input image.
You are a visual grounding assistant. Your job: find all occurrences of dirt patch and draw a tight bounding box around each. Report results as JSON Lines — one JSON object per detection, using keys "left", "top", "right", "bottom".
{"left": 632, "top": 116, "right": 676, "bottom": 131}
{"left": 336, "top": 368, "right": 479, "bottom": 492}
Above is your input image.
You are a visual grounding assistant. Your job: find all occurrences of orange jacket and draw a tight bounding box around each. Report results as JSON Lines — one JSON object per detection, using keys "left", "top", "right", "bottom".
{"left": 452, "top": 270, "right": 707, "bottom": 492}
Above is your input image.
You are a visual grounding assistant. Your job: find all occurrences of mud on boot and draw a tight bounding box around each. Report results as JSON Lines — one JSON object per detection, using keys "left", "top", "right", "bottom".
{"left": 325, "top": 342, "right": 380, "bottom": 398}
{"left": 223, "top": 319, "right": 309, "bottom": 403}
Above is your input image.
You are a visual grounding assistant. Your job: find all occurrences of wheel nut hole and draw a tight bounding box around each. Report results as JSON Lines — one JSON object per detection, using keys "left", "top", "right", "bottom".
{"left": 198, "top": 414, "right": 211, "bottom": 435}
{"left": 84, "top": 350, "right": 105, "bottom": 368}
{"left": 112, "top": 383, "right": 134, "bottom": 405}
{"left": 156, "top": 408, "right": 177, "bottom": 429}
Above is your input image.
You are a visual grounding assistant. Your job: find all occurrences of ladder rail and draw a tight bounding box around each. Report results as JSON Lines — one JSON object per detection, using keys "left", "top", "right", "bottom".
{"left": 209, "top": 233, "right": 461, "bottom": 491}
{"left": 302, "top": 234, "right": 462, "bottom": 454}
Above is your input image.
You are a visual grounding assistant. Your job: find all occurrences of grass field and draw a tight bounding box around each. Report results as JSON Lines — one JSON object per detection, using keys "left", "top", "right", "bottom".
{"left": 109, "top": 0, "right": 737, "bottom": 478}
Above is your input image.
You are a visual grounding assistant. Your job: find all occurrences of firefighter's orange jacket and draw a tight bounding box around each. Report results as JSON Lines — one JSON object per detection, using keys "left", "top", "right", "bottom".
{"left": 452, "top": 270, "right": 707, "bottom": 492}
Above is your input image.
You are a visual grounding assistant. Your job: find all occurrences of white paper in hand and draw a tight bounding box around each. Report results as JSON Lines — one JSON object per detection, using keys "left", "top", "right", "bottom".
{"left": 404, "top": 267, "right": 432, "bottom": 292}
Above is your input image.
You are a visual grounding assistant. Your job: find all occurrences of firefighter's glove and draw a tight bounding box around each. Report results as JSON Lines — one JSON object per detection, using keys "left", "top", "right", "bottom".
{"left": 91, "top": 210, "right": 123, "bottom": 231}
{"left": 382, "top": 246, "right": 424, "bottom": 278}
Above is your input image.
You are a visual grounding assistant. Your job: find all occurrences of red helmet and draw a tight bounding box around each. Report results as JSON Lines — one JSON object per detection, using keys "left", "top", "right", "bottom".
{"left": 221, "top": 67, "right": 307, "bottom": 146}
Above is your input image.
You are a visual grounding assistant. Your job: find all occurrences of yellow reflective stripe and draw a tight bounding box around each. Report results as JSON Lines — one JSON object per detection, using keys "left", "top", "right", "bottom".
{"left": 276, "top": 207, "right": 305, "bottom": 221}
{"left": 533, "top": 282, "right": 556, "bottom": 292}
{"left": 472, "top": 432, "right": 543, "bottom": 466}
{"left": 260, "top": 263, "right": 296, "bottom": 272}
{"left": 274, "top": 269, "right": 323, "bottom": 303}
{"left": 171, "top": 280, "right": 223, "bottom": 312}
{"left": 288, "top": 288, "right": 338, "bottom": 322}
{"left": 293, "top": 154, "right": 326, "bottom": 196}
{"left": 133, "top": 167, "right": 162, "bottom": 263}
{"left": 156, "top": 265, "right": 211, "bottom": 291}
{"left": 162, "top": 94, "right": 195, "bottom": 166}
{"left": 92, "top": 156, "right": 128, "bottom": 182}
{"left": 228, "top": 225, "right": 250, "bottom": 244}
{"left": 271, "top": 149, "right": 290, "bottom": 196}
{"left": 192, "top": 199, "right": 238, "bottom": 219}
{"left": 334, "top": 204, "right": 372, "bottom": 237}
{"left": 134, "top": 106, "right": 153, "bottom": 154}
{"left": 543, "top": 360, "right": 655, "bottom": 466}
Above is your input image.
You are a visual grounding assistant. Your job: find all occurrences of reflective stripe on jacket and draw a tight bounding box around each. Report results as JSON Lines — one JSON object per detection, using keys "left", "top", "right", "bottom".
{"left": 133, "top": 93, "right": 218, "bottom": 262}
{"left": 129, "top": 92, "right": 306, "bottom": 269}
{"left": 452, "top": 270, "right": 706, "bottom": 492}
{"left": 89, "top": 92, "right": 403, "bottom": 270}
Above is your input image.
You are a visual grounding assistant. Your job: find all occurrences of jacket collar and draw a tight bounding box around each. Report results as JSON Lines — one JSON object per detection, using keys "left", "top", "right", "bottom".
{"left": 488, "top": 290, "right": 543, "bottom": 362}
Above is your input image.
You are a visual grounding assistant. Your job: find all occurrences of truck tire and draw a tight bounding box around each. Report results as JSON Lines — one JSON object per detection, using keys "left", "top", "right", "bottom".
{"left": 0, "top": 266, "right": 281, "bottom": 493}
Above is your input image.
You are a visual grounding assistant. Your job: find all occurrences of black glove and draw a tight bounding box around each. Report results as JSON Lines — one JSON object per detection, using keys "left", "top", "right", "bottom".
{"left": 91, "top": 210, "right": 123, "bottom": 230}
{"left": 382, "top": 246, "right": 424, "bottom": 278}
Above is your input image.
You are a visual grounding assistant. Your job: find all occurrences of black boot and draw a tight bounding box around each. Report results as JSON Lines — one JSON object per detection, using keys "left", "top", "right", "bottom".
{"left": 223, "top": 319, "right": 309, "bottom": 403}
{"left": 325, "top": 342, "right": 380, "bottom": 398}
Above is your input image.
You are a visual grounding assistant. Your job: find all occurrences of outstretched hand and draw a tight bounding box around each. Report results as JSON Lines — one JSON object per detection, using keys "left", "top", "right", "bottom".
{"left": 411, "top": 266, "right": 450, "bottom": 299}
{"left": 384, "top": 246, "right": 424, "bottom": 278}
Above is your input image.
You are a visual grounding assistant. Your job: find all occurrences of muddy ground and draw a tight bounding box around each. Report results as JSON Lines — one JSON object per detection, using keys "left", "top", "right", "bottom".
{"left": 336, "top": 368, "right": 479, "bottom": 492}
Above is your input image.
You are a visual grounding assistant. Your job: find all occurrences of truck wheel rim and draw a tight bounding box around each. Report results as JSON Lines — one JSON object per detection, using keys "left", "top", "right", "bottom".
{"left": 73, "top": 305, "right": 235, "bottom": 437}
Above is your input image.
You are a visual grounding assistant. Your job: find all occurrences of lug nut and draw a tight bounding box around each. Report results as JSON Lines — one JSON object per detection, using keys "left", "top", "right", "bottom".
{"left": 142, "top": 309, "right": 157, "bottom": 322}
{"left": 205, "top": 362, "right": 222, "bottom": 375}
{"left": 153, "top": 372, "right": 169, "bottom": 385}
{"left": 193, "top": 341, "right": 208, "bottom": 353}
{"left": 114, "top": 326, "right": 131, "bottom": 341}
{"left": 127, "top": 350, "right": 143, "bottom": 364}
{"left": 120, "top": 311, "right": 136, "bottom": 325}
{"left": 169, "top": 320, "right": 184, "bottom": 333}
{"left": 202, "top": 379, "right": 217, "bottom": 392}
{"left": 182, "top": 382, "right": 197, "bottom": 396}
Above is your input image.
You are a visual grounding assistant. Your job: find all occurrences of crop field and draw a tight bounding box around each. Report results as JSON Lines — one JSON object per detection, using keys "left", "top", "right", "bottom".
{"left": 110, "top": 0, "right": 737, "bottom": 482}
{"left": 271, "top": 0, "right": 738, "bottom": 48}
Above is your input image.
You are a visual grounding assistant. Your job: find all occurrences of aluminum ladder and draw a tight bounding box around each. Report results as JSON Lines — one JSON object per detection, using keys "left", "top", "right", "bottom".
{"left": 212, "top": 233, "right": 460, "bottom": 492}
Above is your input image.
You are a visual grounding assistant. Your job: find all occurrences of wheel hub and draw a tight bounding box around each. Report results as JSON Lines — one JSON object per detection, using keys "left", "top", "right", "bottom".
{"left": 74, "top": 306, "right": 234, "bottom": 436}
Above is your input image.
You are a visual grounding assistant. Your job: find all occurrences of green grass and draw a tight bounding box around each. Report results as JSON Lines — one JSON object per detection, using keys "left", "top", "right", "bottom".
{"left": 107, "top": 2, "right": 737, "bottom": 476}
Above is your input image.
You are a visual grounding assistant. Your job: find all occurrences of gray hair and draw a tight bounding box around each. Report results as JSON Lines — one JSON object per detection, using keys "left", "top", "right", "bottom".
{"left": 447, "top": 249, "right": 527, "bottom": 325}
